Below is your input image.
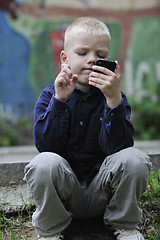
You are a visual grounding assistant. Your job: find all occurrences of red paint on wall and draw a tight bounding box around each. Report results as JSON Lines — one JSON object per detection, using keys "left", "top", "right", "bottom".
{"left": 50, "top": 31, "right": 65, "bottom": 74}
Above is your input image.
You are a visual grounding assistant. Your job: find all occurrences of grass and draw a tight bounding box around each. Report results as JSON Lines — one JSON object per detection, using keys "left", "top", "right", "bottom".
{"left": 0, "top": 170, "right": 160, "bottom": 240}
{"left": 139, "top": 170, "right": 160, "bottom": 239}
{"left": 0, "top": 200, "right": 36, "bottom": 240}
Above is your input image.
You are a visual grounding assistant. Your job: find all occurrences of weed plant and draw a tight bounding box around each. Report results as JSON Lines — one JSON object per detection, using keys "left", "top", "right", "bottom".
{"left": 0, "top": 200, "right": 35, "bottom": 240}
{"left": 139, "top": 170, "right": 160, "bottom": 239}
{"left": 143, "top": 170, "right": 160, "bottom": 205}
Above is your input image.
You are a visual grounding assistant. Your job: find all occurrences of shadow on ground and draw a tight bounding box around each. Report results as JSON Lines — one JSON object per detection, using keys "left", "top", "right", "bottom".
{"left": 64, "top": 217, "right": 116, "bottom": 240}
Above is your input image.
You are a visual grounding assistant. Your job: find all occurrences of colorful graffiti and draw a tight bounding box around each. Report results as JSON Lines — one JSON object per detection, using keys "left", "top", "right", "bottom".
{"left": 0, "top": 13, "right": 120, "bottom": 118}
{"left": 0, "top": 10, "right": 160, "bottom": 119}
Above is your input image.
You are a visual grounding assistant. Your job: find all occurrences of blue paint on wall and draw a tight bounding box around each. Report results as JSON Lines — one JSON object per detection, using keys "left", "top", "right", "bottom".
{"left": 0, "top": 11, "right": 35, "bottom": 118}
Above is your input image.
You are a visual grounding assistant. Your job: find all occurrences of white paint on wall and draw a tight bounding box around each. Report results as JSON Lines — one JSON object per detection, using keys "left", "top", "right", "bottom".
{"left": 124, "top": 60, "right": 159, "bottom": 101}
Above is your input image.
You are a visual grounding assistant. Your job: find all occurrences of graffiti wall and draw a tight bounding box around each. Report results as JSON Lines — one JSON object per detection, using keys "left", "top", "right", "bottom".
{"left": 0, "top": 7, "right": 160, "bottom": 119}
{"left": 0, "top": 12, "right": 120, "bottom": 118}
{"left": 0, "top": 12, "right": 34, "bottom": 118}
{"left": 124, "top": 16, "right": 160, "bottom": 102}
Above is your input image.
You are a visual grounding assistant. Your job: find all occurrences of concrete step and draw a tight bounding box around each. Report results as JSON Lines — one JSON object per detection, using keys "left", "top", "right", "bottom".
{"left": 134, "top": 140, "right": 160, "bottom": 172}
{"left": 0, "top": 146, "right": 37, "bottom": 211}
{"left": 0, "top": 184, "right": 33, "bottom": 212}
{"left": 0, "top": 146, "right": 38, "bottom": 186}
{"left": 0, "top": 141, "right": 160, "bottom": 186}
{"left": 0, "top": 141, "right": 160, "bottom": 212}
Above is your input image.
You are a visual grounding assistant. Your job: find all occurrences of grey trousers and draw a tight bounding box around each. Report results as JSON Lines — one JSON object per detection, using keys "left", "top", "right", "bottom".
{"left": 24, "top": 147, "right": 151, "bottom": 236}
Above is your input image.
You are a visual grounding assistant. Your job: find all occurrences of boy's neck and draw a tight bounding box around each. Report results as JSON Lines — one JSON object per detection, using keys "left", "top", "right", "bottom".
{"left": 75, "top": 83, "right": 90, "bottom": 93}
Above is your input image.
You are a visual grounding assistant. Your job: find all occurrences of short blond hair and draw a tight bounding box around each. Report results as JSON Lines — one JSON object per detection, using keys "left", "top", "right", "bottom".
{"left": 64, "top": 17, "right": 111, "bottom": 50}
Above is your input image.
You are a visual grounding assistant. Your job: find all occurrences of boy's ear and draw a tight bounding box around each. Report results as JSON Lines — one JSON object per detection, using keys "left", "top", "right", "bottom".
{"left": 108, "top": 56, "right": 110, "bottom": 60}
{"left": 60, "top": 50, "right": 68, "bottom": 64}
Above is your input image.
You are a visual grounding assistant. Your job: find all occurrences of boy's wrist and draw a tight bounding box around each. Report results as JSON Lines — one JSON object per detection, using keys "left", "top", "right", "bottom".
{"left": 106, "top": 94, "right": 122, "bottom": 109}
{"left": 54, "top": 94, "right": 69, "bottom": 103}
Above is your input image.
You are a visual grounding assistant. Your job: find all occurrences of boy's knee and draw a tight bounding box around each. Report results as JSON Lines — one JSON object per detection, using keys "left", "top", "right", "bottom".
{"left": 24, "top": 152, "right": 64, "bottom": 184}
{"left": 118, "top": 147, "right": 151, "bottom": 178}
{"left": 106, "top": 147, "right": 151, "bottom": 179}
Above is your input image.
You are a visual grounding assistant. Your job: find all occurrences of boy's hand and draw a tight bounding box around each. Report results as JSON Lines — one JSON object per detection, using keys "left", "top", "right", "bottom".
{"left": 54, "top": 64, "right": 78, "bottom": 102}
{"left": 89, "top": 61, "right": 122, "bottom": 109}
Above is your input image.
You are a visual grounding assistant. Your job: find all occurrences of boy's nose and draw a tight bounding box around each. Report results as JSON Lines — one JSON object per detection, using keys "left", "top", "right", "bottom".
{"left": 87, "top": 53, "right": 97, "bottom": 64}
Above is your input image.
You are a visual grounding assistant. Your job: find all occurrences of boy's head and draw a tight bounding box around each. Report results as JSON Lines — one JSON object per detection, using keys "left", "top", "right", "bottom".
{"left": 60, "top": 17, "right": 111, "bottom": 92}
{"left": 64, "top": 17, "right": 111, "bottom": 51}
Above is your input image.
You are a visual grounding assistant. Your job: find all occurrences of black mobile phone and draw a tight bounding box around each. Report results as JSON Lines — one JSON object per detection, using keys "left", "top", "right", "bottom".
{"left": 95, "top": 59, "right": 116, "bottom": 73}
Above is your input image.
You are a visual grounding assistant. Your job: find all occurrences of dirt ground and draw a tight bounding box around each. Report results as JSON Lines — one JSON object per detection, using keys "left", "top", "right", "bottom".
{"left": 1, "top": 200, "right": 159, "bottom": 240}
{"left": 16, "top": 217, "right": 117, "bottom": 240}
{"left": 6, "top": 209, "right": 158, "bottom": 240}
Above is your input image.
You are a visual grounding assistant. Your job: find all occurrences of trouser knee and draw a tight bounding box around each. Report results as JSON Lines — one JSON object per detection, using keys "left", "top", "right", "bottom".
{"left": 24, "top": 152, "right": 64, "bottom": 185}
{"left": 120, "top": 147, "right": 151, "bottom": 179}
{"left": 105, "top": 147, "right": 152, "bottom": 192}
{"left": 116, "top": 147, "right": 151, "bottom": 194}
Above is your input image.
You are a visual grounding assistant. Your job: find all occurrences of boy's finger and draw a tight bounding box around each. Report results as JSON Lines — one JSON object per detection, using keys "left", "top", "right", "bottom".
{"left": 61, "top": 63, "right": 71, "bottom": 70}
{"left": 115, "top": 61, "right": 121, "bottom": 76}
{"left": 61, "top": 65, "right": 72, "bottom": 79}
{"left": 72, "top": 74, "right": 78, "bottom": 83}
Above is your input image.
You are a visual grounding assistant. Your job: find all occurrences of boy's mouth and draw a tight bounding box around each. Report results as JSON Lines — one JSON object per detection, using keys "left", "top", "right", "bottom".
{"left": 84, "top": 67, "right": 93, "bottom": 72}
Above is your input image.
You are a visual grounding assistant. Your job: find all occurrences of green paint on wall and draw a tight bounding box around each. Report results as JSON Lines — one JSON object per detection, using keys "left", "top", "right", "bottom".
{"left": 124, "top": 16, "right": 160, "bottom": 102}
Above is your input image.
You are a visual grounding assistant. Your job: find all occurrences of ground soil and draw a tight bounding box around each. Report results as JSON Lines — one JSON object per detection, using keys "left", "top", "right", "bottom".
{"left": 21, "top": 218, "right": 117, "bottom": 240}
{"left": 1, "top": 202, "right": 159, "bottom": 240}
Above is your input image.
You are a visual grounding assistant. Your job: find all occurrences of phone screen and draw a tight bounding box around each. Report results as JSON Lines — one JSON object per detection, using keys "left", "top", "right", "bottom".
{"left": 96, "top": 59, "right": 116, "bottom": 72}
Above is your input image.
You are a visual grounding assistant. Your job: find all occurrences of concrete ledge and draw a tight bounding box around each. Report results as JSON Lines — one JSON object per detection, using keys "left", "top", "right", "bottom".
{"left": 0, "top": 162, "right": 28, "bottom": 185}
{"left": 148, "top": 153, "right": 160, "bottom": 172}
{"left": 0, "top": 141, "right": 160, "bottom": 213}
{"left": 0, "top": 184, "right": 32, "bottom": 212}
{"left": 0, "top": 146, "right": 38, "bottom": 186}
{"left": 0, "top": 141, "right": 160, "bottom": 186}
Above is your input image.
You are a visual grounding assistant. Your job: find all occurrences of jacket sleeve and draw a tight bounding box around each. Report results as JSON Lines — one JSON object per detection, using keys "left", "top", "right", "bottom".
{"left": 99, "top": 92, "right": 134, "bottom": 155}
{"left": 33, "top": 87, "right": 71, "bottom": 153}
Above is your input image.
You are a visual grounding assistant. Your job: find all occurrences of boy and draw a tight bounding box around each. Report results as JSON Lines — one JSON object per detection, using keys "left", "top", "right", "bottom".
{"left": 24, "top": 17, "right": 151, "bottom": 240}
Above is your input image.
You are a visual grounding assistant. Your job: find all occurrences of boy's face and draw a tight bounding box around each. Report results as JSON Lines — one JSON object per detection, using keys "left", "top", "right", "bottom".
{"left": 61, "top": 31, "right": 110, "bottom": 92}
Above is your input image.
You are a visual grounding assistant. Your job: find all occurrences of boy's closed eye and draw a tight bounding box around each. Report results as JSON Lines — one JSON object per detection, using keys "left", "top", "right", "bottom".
{"left": 77, "top": 52, "right": 87, "bottom": 56}
{"left": 96, "top": 52, "right": 108, "bottom": 59}
{"left": 97, "top": 54, "right": 106, "bottom": 59}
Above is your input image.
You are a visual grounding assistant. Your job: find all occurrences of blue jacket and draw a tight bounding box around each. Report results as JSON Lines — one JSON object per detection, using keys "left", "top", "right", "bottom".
{"left": 33, "top": 84, "right": 134, "bottom": 183}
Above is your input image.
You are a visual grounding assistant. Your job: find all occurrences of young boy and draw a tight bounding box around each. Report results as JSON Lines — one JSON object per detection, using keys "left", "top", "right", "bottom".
{"left": 24, "top": 17, "right": 151, "bottom": 240}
